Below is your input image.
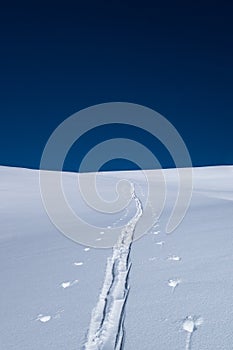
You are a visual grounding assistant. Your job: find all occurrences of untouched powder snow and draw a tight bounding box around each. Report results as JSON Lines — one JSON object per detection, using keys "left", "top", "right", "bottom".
{"left": 84, "top": 185, "right": 143, "bottom": 350}
{"left": 0, "top": 165, "right": 233, "bottom": 350}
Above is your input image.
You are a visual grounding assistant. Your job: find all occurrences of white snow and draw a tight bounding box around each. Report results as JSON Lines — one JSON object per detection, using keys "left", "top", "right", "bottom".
{"left": 168, "top": 278, "right": 181, "bottom": 292}
{"left": 155, "top": 240, "right": 165, "bottom": 246}
{"left": 36, "top": 315, "right": 51, "bottom": 323}
{"left": 149, "top": 257, "right": 157, "bottom": 261}
{"left": 61, "top": 280, "right": 79, "bottom": 289}
{"left": 61, "top": 282, "right": 71, "bottom": 289}
{"left": 151, "top": 230, "right": 160, "bottom": 235}
{"left": 167, "top": 255, "right": 182, "bottom": 261}
{"left": 0, "top": 165, "right": 232, "bottom": 349}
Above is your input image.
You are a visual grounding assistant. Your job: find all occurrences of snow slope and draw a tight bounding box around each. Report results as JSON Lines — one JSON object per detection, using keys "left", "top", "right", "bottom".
{"left": 0, "top": 165, "right": 232, "bottom": 349}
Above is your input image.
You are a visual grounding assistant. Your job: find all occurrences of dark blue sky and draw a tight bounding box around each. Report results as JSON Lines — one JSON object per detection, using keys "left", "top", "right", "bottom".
{"left": 0, "top": 1, "right": 232, "bottom": 171}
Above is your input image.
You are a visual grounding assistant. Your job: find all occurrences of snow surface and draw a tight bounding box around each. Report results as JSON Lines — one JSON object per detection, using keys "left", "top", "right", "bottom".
{"left": 0, "top": 165, "right": 233, "bottom": 349}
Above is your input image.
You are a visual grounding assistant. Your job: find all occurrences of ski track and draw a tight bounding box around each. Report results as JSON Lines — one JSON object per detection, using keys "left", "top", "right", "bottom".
{"left": 83, "top": 184, "right": 143, "bottom": 350}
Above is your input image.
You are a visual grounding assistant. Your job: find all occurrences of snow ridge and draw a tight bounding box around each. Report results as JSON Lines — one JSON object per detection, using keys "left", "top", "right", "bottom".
{"left": 83, "top": 184, "right": 143, "bottom": 350}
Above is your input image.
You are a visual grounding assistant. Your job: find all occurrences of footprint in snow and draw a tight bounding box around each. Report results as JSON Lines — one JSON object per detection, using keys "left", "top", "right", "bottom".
{"left": 73, "top": 262, "right": 83, "bottom": 266}
{"left": 168, "top": 278, "right": 181, "bottom": 293}
{"left": 84, "top": 247, "right": 90, "bottom": 252}
{"left": 61, "top": 280, "right": 79, "bottom": 289}
{"left": 100, "top": 231, "right": 105, "bottom": 235}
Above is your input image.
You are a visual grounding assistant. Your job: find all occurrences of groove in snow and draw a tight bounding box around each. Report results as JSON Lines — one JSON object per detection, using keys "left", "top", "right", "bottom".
{"left": 83, "top": 184, "right": 143, "bottom": 350}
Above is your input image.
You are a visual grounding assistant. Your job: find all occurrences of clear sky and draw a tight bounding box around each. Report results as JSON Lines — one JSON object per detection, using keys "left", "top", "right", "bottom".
{"left": 0, "top": 1, "right": 232, "bottom": 171}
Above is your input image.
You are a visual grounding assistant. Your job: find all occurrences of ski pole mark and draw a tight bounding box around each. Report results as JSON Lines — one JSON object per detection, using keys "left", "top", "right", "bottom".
{"left": 36, "top": 314, "right": 51, "bottom": 323}
{"left": 60, "top": 280, "right": 79, "bottom": 289}
{"left": 156, "top": 241, "right": 165, "bottom": 247}
{"left": 167, "top": 255, "right": 181, "bottom": 262}
{"left": 168, "top": 278, "right": 181, "bottom": 293}
{"left": 35, "top": 308, "right": 64, "bottom": 323}
{"left": 182, "top": 316, "right": 203, "bottom": 350}
{"left": 149, "top": 257, "right": 158, "bottom": 262}
{"left": 53, "top": 308, "right": 65, "bottom": 319}
{"left": 151, "top": 230, "right": 160, "bottom": 235}
{"left": 83, "top": 184, "right": 143, "bottom": 350}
